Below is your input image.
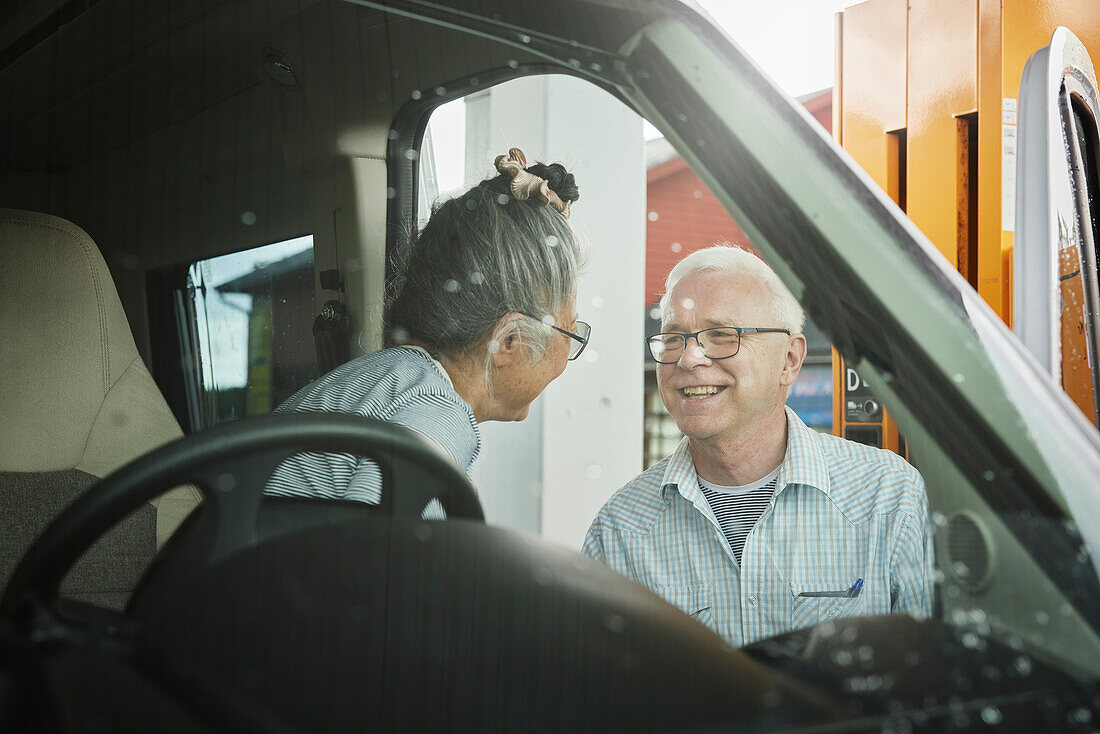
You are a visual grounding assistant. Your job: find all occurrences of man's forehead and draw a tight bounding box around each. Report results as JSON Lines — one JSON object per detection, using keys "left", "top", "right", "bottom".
{"left": 665, "top": 270, "right": 769, "bottom": 324}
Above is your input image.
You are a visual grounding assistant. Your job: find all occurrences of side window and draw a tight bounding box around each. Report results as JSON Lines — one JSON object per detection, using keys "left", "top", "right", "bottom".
{"left": 413, "top": 76, "right": 837, "bottom": 546}
{"left": 173, "top": 236, "right": 317, "bottom": 431}
{"left": 415, "top": 75, "right": 647, "bottom": 544}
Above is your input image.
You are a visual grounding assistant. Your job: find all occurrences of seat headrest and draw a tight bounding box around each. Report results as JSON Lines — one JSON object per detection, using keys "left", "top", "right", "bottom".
{"left": 0, "top": 209, "right": 182, "bottom": 476}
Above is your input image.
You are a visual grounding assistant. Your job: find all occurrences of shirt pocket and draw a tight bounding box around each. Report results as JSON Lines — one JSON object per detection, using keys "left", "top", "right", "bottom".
{"left": 654, "top": 584, "right": 714, "bottom": 629}
{"left": 789, "top": 581, "right": 866, "bottom": 631}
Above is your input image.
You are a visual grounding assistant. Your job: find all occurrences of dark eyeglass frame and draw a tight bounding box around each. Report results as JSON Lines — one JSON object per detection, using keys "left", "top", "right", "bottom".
{"left": 646, "top": 326, "right": 791, "bottom": 364}
{"left": 522, "top": 313, "right": 591, "bottom": 361}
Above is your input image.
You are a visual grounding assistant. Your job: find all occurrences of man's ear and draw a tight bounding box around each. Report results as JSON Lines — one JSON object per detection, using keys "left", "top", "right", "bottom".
{"left": 780, "top": 334, "right": 807, "bottom": 387}
{"left": 488, "top": 313, "right": 525, "bottom": 368}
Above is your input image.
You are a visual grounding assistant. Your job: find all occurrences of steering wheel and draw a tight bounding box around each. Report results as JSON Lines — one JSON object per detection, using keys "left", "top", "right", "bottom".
{"left": 0, "top": 413, "right": 484, "bottom": 620}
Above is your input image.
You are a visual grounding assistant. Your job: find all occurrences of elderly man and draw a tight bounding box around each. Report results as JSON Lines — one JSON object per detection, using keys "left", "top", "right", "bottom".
{"left": 583, "top": 245, "right": 933, "bottom": 647}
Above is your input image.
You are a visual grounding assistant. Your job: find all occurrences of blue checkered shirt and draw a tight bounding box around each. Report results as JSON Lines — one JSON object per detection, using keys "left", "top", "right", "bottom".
{"left": 583, "top": 408, "right": 934, "bottom": 647}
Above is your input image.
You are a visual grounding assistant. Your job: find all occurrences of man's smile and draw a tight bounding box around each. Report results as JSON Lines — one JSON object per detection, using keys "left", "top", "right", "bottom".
{"left": 679, "top": 385, "right": 728, "bottom": 398}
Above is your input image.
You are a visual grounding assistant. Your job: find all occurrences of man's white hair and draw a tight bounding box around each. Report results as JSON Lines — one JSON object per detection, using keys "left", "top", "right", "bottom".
{"left": 658, "top": 244, "right": 805, "bottom": 333}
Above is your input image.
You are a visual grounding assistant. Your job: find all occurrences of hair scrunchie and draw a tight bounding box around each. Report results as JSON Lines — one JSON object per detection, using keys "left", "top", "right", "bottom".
{"left": 493, "top": 147, "right": 572, "bottom": 219}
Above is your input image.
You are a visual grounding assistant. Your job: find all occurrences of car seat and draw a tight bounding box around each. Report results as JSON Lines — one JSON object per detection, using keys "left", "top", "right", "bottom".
{"left": 0, "top": 209, "right": 201, "bottom": 610}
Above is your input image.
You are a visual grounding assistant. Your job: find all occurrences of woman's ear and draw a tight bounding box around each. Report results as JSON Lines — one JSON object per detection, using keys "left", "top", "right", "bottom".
{"left": 488, "top": 313, "right": 525, "bottom": 368}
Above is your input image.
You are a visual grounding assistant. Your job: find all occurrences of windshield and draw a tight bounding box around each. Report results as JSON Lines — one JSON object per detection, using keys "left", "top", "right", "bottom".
{"left": 4, "top": 0, "right": 1100, "bottom": 726}
{"left": 358, "top": 0, "right": 1100, "bottom": 678}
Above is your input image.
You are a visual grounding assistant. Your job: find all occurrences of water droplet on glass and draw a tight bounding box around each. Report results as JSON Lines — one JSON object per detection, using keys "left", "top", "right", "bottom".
{"left": 240, "top": 211, "right": 257, "bottom": 226}
{"left": 1013, "top": 655, "right": 1032, "bottom": 675}
{"left": 584, "top": 350, "right": 599, "bottom": 363}
{"left": 434, "top": 86, "right": 446, "bottom": 96}
{"left": 413, "top": 523, "right": 432, "bottom": 541}
{"left": 388, "top": 129, "right": 398, "bottom": 140}
{"left": 392, "top": 326, "right": 410, "bottom": 344}
{"left": 443, "top": 279, "right": 460, "bottom": 293}
{"left": 1069, "top": 707, "right": 1092, "bottom": 724}
{"left": 932, "top": 568, "right": 946, "bottom": 584}
{"left": 586, "top": 464, "right": 603, "bottom": 480}
{"left": 591, "top": 296, "right": 605, "bottom": 309}
{"left": 533, "top": 566, "right": 553, "bottom": 585}
{"left": 465, "top": 198, "right": 477, "bottom": 211}
{"left": 693, "top": 190, "right": 703, "bottom": 199}
{"left": 983, "top": 470, "right": 995, "bottom": 481}
{"left": 599, "top": 397, "right": 612, "bottom": 409}
{"left": 387, "top": 187, "right": 397, "bottom": 199}
{"left": 762, "top": 690, "right": 781, "bottom": 708}
{"left": 541, "top": 314, "right": 556, "bottom": 326}
{"left": 831, "top": 649, "right": 853, "bottom": 666}
{"left": 1035, "top": 611, "right": 1049, "bottom": 625}
{"left": 980, "top": 706, "right": 1002, "bottom": 725}
{"left": 682, "top": 298, "right": 695, "bottom": 310}
{"left": 647, "top": 211, "right": 659, "bottom": 222}
{"left": 469, "top": 271, "right": 484, "bottom": 285}
{"left": 671, "top": 242, "right": 682, "bottom": 253}
{"left": 404, "top": 148, "right": 418, "bottom": 161}
{"left": 591, "top": 62, "right": 603, "bottom": 72}
{"left": 519, "top": 34, "right": 531, "bottom": 43}
{"left": 932, "top": 511, "right": 947, "bottom": 527}
{"left": 649, "top": 307, "right": 662, "bottom": 321}
{"left": 857, "top": 644, "right": 874, "bottom": 662}
{"left": 496, "top": 194, "right": 510, "bottom": 206}
{"left": 214, "top": 474, "right": 237, "bottom": 492}
{"left": 410, "top": 89, "right": 422, "bottom": 100}
{"left": 568, "top": 58, "right": 582, "bottom": 69}
{"left": 508, "top": 59, "right": 519, "bottom": 69}
{"left": 952, "top": 373, "right": 965, "bottom": 383}
{"left": 604, "top": 614, "right": 625, "bottom": 632}
{"left": 470, "top": 76, "right": 480, "bottom": 87}
{"left": 487, "top": 339, "right": 501, "bottom": 354}
{"left": 546, "top": 234, "right": 560, "bottom": 247}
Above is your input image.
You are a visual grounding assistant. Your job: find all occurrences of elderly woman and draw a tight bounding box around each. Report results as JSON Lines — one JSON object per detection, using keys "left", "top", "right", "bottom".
{"left": 265, "top": 149, "right": 588, "bottom": 507}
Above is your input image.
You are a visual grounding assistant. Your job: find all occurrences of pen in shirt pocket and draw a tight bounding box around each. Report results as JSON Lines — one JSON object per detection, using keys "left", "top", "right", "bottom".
{"left": 797, "top": 578, "right": 863, "bottom": 598}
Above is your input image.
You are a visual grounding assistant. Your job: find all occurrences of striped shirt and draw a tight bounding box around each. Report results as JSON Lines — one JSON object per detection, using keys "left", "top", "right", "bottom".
{"left": 699, "top": 469, "right": 778, "bottom": 567}
{"left": 583, "top": 407, "right": 934, "bottom": 647}
{"left": 264, "top": 346, "right": 480, "bottom": 516}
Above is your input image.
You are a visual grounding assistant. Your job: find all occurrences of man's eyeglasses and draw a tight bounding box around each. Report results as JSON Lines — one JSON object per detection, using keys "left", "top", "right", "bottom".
{"left": 647, "top": 326, "right": 790, "bottom": 364}
{"left": 524, "top": 313, "right": 591, "bottom": 361}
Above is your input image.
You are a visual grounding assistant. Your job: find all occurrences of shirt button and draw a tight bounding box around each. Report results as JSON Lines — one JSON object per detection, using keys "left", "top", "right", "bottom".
{"left": 748, "top": 595, "right": 758, "bottom": 606}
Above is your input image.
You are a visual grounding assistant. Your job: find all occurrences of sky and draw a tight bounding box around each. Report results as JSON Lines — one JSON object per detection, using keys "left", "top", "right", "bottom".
{"left": 694, "top": 0, "right": 853, "bottom": 98}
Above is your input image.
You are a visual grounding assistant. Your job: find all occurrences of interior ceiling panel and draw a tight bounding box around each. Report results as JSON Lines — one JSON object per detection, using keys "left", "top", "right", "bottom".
{"left": 0, "top": 0, "right": 375, "bottom": 171}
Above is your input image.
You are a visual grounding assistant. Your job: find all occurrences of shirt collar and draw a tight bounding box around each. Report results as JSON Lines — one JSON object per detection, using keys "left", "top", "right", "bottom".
{"left": 660, "top": 436, "right": 700, "bottom": 502}
{"left": 401, "top": 345, "right": 455, "bottom": 389}
{"left": 777, "top": 405, "right": 831, "bottom": 497}
{"left": 659, "top": 406, "right": 831, "bottom": 501}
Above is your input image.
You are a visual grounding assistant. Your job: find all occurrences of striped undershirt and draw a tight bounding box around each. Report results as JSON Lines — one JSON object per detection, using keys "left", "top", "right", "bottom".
{"left": 698, "top": 467, "right": 779, "bottom": 567}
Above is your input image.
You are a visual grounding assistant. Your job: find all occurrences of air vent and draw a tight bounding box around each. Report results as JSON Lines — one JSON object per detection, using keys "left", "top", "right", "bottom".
{"left": 945, "top": 512, "right": 994, "bottom": 590}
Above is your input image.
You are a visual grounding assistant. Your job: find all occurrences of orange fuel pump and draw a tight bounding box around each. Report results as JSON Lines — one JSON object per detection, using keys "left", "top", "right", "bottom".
{"left": 833, "top": 0, "right": 1100, "bottom": 452}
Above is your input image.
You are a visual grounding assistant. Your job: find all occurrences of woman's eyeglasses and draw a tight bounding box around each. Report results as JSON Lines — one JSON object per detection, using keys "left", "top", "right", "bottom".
{"left": 523, "top": 313, "right": 591, "bottom": 361}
